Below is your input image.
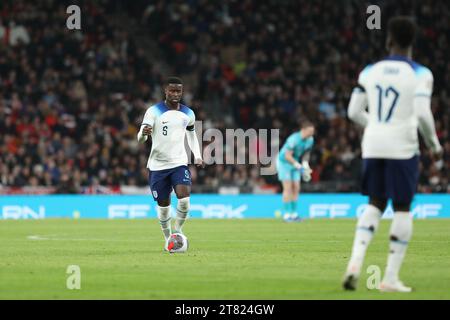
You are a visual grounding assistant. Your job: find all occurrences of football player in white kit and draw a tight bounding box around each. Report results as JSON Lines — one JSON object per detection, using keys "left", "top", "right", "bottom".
{"left": 343, "top": 17, "right": 443, "bottom": 292}
{"left": 137, "top": 77, "right": 204, "bottom": 251}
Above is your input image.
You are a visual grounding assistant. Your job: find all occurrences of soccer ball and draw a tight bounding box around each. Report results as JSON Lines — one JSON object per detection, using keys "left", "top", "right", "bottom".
{"left": 167, "top": 233, "right": 189, "bottom": 253}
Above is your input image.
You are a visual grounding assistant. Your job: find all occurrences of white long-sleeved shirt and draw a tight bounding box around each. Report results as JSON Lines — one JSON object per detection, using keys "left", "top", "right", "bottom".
{"left": 348, "top": 55, "right": 442, "bottom": 159}
{"left": 137, "top": 101, "right": 202, "bottom": 170}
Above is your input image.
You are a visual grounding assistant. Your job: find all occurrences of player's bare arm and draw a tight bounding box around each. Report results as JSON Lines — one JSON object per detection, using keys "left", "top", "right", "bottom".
{"left": 284, "top": 150, "right": 302, "bottom": 169}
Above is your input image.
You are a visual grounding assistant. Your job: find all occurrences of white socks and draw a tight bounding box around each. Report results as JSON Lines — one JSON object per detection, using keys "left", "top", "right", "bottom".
{"left": 347, "top": 206, "right": 413, "bottom": 285}
{"left": 157, "top": 198, "right": 190, "bottom": 240}
{"left": 383, "top": 212, "right": 413, "bottom": 283}
{"left": 174, "top": 197, "right": 190, "bottom": 233}
{"left": 347, "top": 204, "right": 382, "bottom": 275}
{"left": 157, "top": 205, "right": 171, "bottom": 240}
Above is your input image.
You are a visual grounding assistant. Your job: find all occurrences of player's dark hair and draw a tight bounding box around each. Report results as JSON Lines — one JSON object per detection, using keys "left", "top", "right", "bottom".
{"left": 165, "top": 76, "right": 183, "bottom": 86}
{"left": 300, "top": 119, "right": 314, "bottom": 129}
{"left": 388, "top": 16, "right": 416, "bottom": 49}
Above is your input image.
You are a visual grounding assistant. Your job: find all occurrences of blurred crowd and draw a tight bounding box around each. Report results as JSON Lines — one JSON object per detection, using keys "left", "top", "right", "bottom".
{"left": 138, "top": 0, "right": 449, "bottom": 193}
{"left": 0, "top": 0, "right": 448, "bottom": 194}
{"left": 0, "top": 0, "right": 161, "bottom": 193}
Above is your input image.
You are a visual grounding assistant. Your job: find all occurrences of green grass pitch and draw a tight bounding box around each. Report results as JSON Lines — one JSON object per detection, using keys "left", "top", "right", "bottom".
{"left": 1, "top": 218, "right": 449, "bottom": 299}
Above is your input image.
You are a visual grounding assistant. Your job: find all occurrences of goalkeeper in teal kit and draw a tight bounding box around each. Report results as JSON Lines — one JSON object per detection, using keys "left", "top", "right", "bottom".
{"left": 276, "top": 120, "right": 315, "bottom": 222}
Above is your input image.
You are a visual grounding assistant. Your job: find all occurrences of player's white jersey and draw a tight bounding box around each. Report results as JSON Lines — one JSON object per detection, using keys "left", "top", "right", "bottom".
{"left": 139, "top": 101, "right": 196, "bottom": 170}
{"left": 355, "top": 55, "right": 434, "bottom": 159}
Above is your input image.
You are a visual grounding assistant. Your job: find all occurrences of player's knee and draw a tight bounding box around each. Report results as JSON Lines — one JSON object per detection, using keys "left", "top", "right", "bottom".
{"left": 286, "top": 190, "right": 295, "bottom": 199}
{"left": 175, "top": 185, "right": 191, "bottom": 199}
{"left": 157, "top": 199, "right": 170, "bottom": 207}
{"left": 393, "top": 202, "right": 411, "bottom": 212}
{"left": 369, "top": 197, "right": 388, "bottom": 212}
{"left": 282, "top": 187, "right": 290, "bottom": 195}
{"left": 177, "top": 197, "right": 190, "bottom": 212}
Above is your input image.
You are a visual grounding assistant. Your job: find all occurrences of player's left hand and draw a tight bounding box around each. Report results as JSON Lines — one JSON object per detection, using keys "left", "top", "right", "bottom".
{"left": 301, "top": 161, "right": 312, "bottom": 182}
{"left": 302, "top": 169, "right": 312, "bottom": 182}
{"left": 194, "top": 158, "right": 205, "bottom": 168}
{"left": 431, "top": 145, "right": 443, "bottom": 161}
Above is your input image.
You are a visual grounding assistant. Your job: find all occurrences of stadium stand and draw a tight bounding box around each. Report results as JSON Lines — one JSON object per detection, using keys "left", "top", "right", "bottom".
{"left": 0, "top": 0, "right": 448, "bottom": 194}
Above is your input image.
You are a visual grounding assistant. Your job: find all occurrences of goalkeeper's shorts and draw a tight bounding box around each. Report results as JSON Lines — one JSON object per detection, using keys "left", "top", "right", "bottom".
{"left": 276, "top": 158, "right": 301, "bottom": 182}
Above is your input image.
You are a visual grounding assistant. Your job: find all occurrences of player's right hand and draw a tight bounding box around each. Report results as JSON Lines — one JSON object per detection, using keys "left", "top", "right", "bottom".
{"left": 142, "top": 125, "right": 153, "bottom": 136}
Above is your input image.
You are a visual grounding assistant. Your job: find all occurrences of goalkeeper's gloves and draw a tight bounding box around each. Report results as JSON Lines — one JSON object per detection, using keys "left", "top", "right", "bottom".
{"left": 301, "top": 161, "right": 312, "bottom": 182}
{"left": 292, "top": 161, "right": 313, "bottom": 182}
{"left": 293, "top": 161, "right": 302, "bottom": 170}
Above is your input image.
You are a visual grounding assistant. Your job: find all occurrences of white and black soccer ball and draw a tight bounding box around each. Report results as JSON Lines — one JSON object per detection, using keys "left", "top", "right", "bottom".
{"left": 167, "top": 233, "right": 189, "bottom": 253}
